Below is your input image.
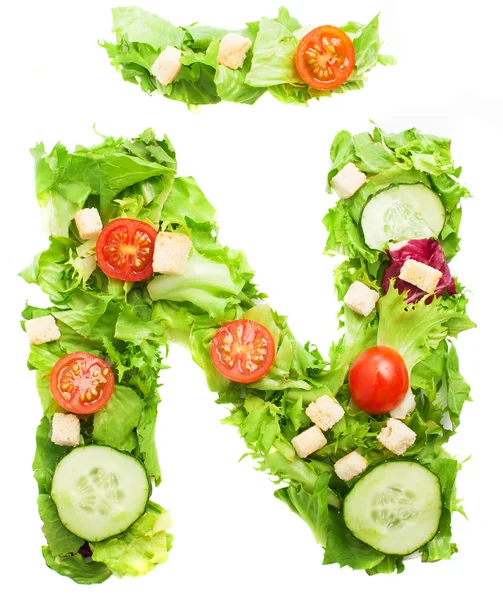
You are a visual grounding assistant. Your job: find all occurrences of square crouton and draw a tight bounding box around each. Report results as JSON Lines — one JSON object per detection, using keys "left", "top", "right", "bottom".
{"left": 217, "top": 33, "right": 252, "bottom": 69}
{"left": 377, "top": 418, "right": 416, "bottom": 455}
{"left": 334, "top": 451, "right": 368, "bottom": 481}
{"left": 75, "top": 208, "right": 103, "bottom": 240}
{"left": 153, "top": 232, "right": 192, "bottom": 275}
{"left": 25, "top": 315, "right": 61, "bottom": 345}
{"left": 306, "top": 395, "right": 344, "bottom": 431}
{"left": 330, "top": 162, "right": 367, "bottom": 200}
{"left": 51, "top": 413, "right": 80, "bottom": 447}
{"left": 152, "top": 46, "right": 182, "bottom": 85}
{"left": 399, "top": 259, "right": 442, "bottom": 294}
{"left": 291, "top": 426, "right": 327, "bottom": 458}
{"left": 344, "top": 281, "right": 379, "bottom": 317}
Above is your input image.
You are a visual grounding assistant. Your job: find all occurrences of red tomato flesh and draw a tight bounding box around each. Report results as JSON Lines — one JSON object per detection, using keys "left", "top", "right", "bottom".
{"left": 295, "top": 25, "right": 355, "bottom": 91}
{"left": 50, "top": 352, "right": 115, "bottom": 415}
{"left": 96, "top": 218, "right": 157, "bottom": 282}
{"left": 348, "top": 346, "right": 409, "bottom": 414}
{"left": 210, "top": 319, "right": 276, "bottom": 384}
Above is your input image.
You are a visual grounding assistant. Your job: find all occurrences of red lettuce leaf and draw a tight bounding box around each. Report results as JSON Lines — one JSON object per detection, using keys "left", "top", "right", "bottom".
{"left": 381, "top": 239, "right": 456, "bottom": 304}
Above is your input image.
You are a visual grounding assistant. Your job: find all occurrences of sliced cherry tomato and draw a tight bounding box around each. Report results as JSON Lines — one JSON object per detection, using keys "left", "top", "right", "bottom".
{"left": 295, "top": 25, "right": 355, "bottom": 91}
{"left": 50, "top": 352, "right": 115, "bottom": 415}
{"left": 348, "top": 346, "right": 409, "bottom": 415}
{"left": 210, "top": 319, "right": 276, "bottom": 384}
{"left": 96, "top": 218, "right": 157, "bottom": 282}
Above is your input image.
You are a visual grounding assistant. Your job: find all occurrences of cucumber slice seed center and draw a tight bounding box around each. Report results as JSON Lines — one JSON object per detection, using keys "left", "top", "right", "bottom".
{"left": 383, "top": 203, "right": 435, "bottom": 241}
{"left": 75, "top": 467, "right": 126, "bottom": 516}
{"left": 371, "top": 486, "right": 418, "bottom": 529}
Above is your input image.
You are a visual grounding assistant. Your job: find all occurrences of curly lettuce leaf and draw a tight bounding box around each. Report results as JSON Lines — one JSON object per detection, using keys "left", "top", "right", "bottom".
{"left": 377, "top": 284, "right": 475, "bottom": 371}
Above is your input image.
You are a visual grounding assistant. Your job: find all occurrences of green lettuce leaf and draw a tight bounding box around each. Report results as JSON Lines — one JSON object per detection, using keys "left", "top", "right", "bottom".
{"left": 351, "top": 15, "right": 388, "bottom": 74}
{"left": 445, "top": 343, "right": 472, "bottom": 430}
{"left": 93, "top": 385, "right": 145, "bottom": 451}
{"left": 38, "top": 495, "right": 83, "bottom": 555}
{"left": 162, "top": 176, "right": 216, "bottom": 225}
{"left": 33, "top": 417, "right": 70, "bottom": 494}
{"left": 137, "top": 390, "right": 163, "bottom": 484}
{"left": 246, "top": 17, "right": 303, "bottom": 87}
{"left": 54, "top": 293, "right": 115, "bottom": 339}
{"left": 90, "top": 502, "right": 173, "bottom": 577}
{"left": 147, "top": 249, "right": 244, "bottom": 318}
{"left": 42, "top": 547, "right": 111, "bottom": 584}
{"left": 111, "top": 6, "right": 185, "bottom": 50}
{"left": 366, "top": 555, "right": 404, "bottom": 575}
{"left": 235, "top": 396, "right": 281, "bottom": 454}
{"left": 410, "top": 340, "right": 448, "bottom": 400}
{"left": 323, "top": 509, "right": 384, "bottom": 570}
{"left": 255, "top": 438, "right": 340, "bottom": 509}
{"left": 274, "top": 474, "right": 330, "bottom": 544}
{"left": 419, "top": 451, "right": 463, "bottom": 561}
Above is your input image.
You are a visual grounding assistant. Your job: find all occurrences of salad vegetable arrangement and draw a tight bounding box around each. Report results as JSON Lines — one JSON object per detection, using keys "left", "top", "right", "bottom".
{"left": 103, "top": 6, "right": 394, "bottom": 106}
{"left": 22, "top": 127, "right": 473, "bottom": 583}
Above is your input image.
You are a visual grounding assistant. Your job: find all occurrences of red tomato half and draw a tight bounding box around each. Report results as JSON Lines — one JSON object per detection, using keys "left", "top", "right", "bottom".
{"left": 295, "top": 25, "right": 355, "bottom": 91}
{"left": 348, "top": 346, "right": 409, "bottom": 415}
{"left": 210, "top": 319, "right": 276, "bottom": 384}
{"left": 96, "top": 218, "right": 157, "bottom": 282}
{"left": 50, "top": 352, "right": 115, "bottom": 415}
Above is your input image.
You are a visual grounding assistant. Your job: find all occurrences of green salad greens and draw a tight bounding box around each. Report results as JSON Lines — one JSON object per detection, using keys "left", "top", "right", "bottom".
{"left": 102, "top": 6, "right": 394, "bottom": 106}
{"left": 22, "top": 127, "right": 472, "bottom": 582}
{"left": 23, "top": 131, "right": 176, "bottom": 583}
{"left": 322, "top": 127, "right": 473, "bottom": 568}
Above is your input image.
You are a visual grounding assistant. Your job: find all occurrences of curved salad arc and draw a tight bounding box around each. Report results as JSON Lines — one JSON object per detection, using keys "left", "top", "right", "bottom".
{"left": 103, "top": 6, "right": 395, "bottom": 106}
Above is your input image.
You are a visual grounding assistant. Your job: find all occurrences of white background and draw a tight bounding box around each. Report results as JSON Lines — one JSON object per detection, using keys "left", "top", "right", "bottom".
{"left": 2, "top": 0, "right": 502, "bottom": 597}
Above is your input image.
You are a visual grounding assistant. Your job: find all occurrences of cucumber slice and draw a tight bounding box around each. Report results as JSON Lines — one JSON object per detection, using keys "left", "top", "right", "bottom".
{"left": 361, "top": 183, "right": 445, "bottom": 250}
{"left": 51, "top": 445, "right": 150, "bottom": 542}
{"left": 343, "top": 461, "right": 442, "bottom": 555}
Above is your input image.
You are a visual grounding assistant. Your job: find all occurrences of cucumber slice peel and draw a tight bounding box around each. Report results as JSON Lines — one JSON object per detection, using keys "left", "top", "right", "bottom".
{"left": 343, "top": 461, "right": 442, "bottom": 555}
{"left": 51, "top": 445, "right": 150, "bottom": 542}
